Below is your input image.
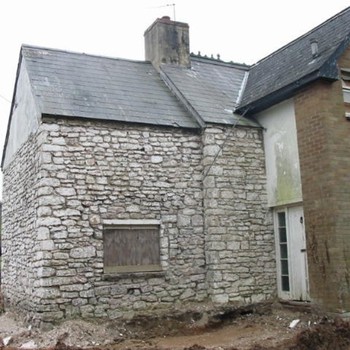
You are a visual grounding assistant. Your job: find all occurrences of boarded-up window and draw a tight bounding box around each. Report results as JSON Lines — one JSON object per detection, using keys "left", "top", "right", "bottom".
{"left": 103, "top": 225, "right": 161, "bottom": 273}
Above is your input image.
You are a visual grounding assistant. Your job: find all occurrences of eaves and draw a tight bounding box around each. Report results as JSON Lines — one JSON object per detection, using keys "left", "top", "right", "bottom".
{"left": 237, "top": 34, "right": 350, "bottom": 116}
{"left": 236, "top": 68, "right": 337, "bottom": 115}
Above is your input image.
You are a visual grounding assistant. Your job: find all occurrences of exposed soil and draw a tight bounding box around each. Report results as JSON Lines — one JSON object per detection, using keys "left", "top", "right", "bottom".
{"left": 1, "top": 301, "right": 350, "bottom": 350}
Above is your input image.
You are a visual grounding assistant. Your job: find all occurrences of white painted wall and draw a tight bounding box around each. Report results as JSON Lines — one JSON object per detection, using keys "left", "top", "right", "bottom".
{"left": 257, "top": 99, "right": 302, "bottom": 207}
{"left": 2, "top": 59, "right": 41, "bottom": 168}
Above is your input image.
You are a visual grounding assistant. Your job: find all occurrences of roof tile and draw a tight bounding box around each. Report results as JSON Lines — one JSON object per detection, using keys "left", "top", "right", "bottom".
{"left": 22, "top": 46, "right": 199, "bottom": 129}
{"left": 239, "top": 6, "right": 350, "bottom": 112}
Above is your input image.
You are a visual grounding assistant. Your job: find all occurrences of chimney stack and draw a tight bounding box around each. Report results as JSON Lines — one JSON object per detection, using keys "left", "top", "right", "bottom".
{"left": 144, "top": 16, "right": 190, "bottom": 71}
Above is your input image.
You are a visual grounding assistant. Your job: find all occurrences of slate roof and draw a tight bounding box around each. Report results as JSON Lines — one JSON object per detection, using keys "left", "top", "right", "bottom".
{"left": 8, "top": 6, "right": 350, "bottom": 142}
{"left": 161, "top": 56, "right": 257, "bottom": 127}
{"left": 238, "top": 6, "right": 350, "bottom": 113}
{"left": 19, "top": 45, "right": 260, "bottom": 130}
{"left": 22, "top": 45, "right": 199, "bottom": 129}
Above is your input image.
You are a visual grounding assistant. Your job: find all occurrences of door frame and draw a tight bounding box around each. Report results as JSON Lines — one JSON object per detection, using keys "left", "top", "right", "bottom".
{"left": 274, "top": 205, "right": 310, "bottom": 301}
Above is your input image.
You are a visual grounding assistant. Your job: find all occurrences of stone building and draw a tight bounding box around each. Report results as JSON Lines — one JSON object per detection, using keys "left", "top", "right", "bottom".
{"left": 1, "top": 8, "right": 350, "bottom": 326}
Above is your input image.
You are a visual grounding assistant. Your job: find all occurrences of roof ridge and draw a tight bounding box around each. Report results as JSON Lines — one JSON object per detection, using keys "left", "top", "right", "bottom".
{"left": 252, "top": 6, "right": 350, "bottom": 68}
{"left": 21, "top": 44, "right": 148, "bottom": 65}
{"left": 190, "top": 54, "right": 250, "bottom": 69}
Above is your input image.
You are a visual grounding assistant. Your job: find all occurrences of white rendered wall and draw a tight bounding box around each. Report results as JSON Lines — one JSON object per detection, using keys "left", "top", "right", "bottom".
{"left": 3, "top": 59, "right": 40, "bottom": 168}
{"left": 257, "top": 99, "right": 302, "bottom": 207}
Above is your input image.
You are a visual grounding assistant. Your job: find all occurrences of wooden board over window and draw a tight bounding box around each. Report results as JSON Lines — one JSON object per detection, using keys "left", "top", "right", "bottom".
{"left": 103, "top": 225, "right": 161, "bottom": 273}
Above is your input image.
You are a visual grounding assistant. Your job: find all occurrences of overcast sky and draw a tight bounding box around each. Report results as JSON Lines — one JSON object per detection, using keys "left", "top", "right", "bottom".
{"left": 0, "top": 0, "right": 349, "bottom": 199}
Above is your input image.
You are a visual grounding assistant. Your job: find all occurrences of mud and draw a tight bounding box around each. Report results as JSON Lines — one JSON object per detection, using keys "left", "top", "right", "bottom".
{"left": 1, "top": 301, "right": 350, "bottom": 350}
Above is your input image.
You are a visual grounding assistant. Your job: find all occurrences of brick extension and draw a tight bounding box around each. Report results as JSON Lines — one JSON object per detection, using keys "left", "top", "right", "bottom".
{"left": 295, "top": 47, "right": 350, "bottom": 313}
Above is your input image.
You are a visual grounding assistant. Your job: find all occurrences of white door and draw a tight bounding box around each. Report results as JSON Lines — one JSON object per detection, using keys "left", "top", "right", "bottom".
{"left": 275, "top": 206, "right": 309, "bottom": 301}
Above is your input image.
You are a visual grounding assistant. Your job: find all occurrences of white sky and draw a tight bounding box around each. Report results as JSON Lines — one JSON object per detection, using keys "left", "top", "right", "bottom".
{"left": 0, "top": 0, "right": 349, "bottom": 200}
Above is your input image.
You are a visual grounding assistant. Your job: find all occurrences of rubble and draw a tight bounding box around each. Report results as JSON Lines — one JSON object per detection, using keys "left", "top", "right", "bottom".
{"left": 288, "top": 319, "right": 300, "bottom": 329}
{"left": 0, "top": 303, "right": 349, "bottom": 350}
{"left": 19, "top": 340, "right": 37, "bottom": 349}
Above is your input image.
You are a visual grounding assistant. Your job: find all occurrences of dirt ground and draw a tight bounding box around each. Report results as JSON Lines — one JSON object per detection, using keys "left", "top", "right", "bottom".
{"left": 1, "top": 301, "right": 350, "bottom": 350}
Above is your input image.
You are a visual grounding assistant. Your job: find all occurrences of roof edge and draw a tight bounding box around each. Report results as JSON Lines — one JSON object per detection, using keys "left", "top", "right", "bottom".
{"left": 236, "top": 69, "right": 337, "bottom": 115}
{"left": 252, "top": 6, "right": 350, "bottom": 68}
{"left": 41, "top": 113, "right": 201, "bottom": 130}
{"left": 1, "top": 47, "right": 25, "bottom": 170}
{"left": 319, "top": 33, "right": 350, "bottom": 78}
{"left": 190, "top": 54, "right": 250, "bottom": 70}
{"left": 21, "top": 44, "right": 148, "bottom": 65}
{"left": 237, "top": 34, "right": 350, "bottom": 115}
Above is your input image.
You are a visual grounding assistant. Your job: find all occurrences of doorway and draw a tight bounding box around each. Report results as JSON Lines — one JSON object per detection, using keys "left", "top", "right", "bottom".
{"left": 275, "top": 206, "right": 309, "bottom": 301}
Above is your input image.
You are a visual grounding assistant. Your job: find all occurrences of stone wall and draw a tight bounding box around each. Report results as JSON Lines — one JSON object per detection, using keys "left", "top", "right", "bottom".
{"left": 28, "top": 117, "right": 205, "bottom": 324}
{"left": 2, "top": 132, "right": 40, "bottom": 314}
{"left": 2, "top": 116, "right": 276, "bottom": 326}
{"left": 202, "top": 126, "right": 276, "bottom": 304}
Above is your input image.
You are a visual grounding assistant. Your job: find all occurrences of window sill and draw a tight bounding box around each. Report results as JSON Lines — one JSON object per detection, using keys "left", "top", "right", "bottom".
{"left": 102, "top": 270, "right": 165, "bottom": 281}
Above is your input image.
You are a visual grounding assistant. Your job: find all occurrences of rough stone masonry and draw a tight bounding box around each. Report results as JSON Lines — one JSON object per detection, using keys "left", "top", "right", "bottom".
{"left": 2, "top": 116, "right": 276, "bottom": 326}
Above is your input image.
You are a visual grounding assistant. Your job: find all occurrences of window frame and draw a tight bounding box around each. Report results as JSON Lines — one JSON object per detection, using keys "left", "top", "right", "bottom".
{"left": 341, "top": 69, "right": 350, "bottom": 104}
{"left": 277, "top": 211, "right": 290, "bottom": 293}
{"left": 274, "top": 209, "right": 291, "bottom": 300}
{"left": 102, "top": 219, "right": 163, "bottom": 275}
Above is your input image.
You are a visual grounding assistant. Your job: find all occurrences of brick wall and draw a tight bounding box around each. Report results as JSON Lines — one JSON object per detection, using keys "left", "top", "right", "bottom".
{"left": 294, "top": 47, "right": 350, "bottom": 313}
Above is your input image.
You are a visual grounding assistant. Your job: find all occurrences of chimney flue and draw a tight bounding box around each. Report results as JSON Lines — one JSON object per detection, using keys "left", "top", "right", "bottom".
{"left": 144, "top": 16, "right": 190, "bottom": 71}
